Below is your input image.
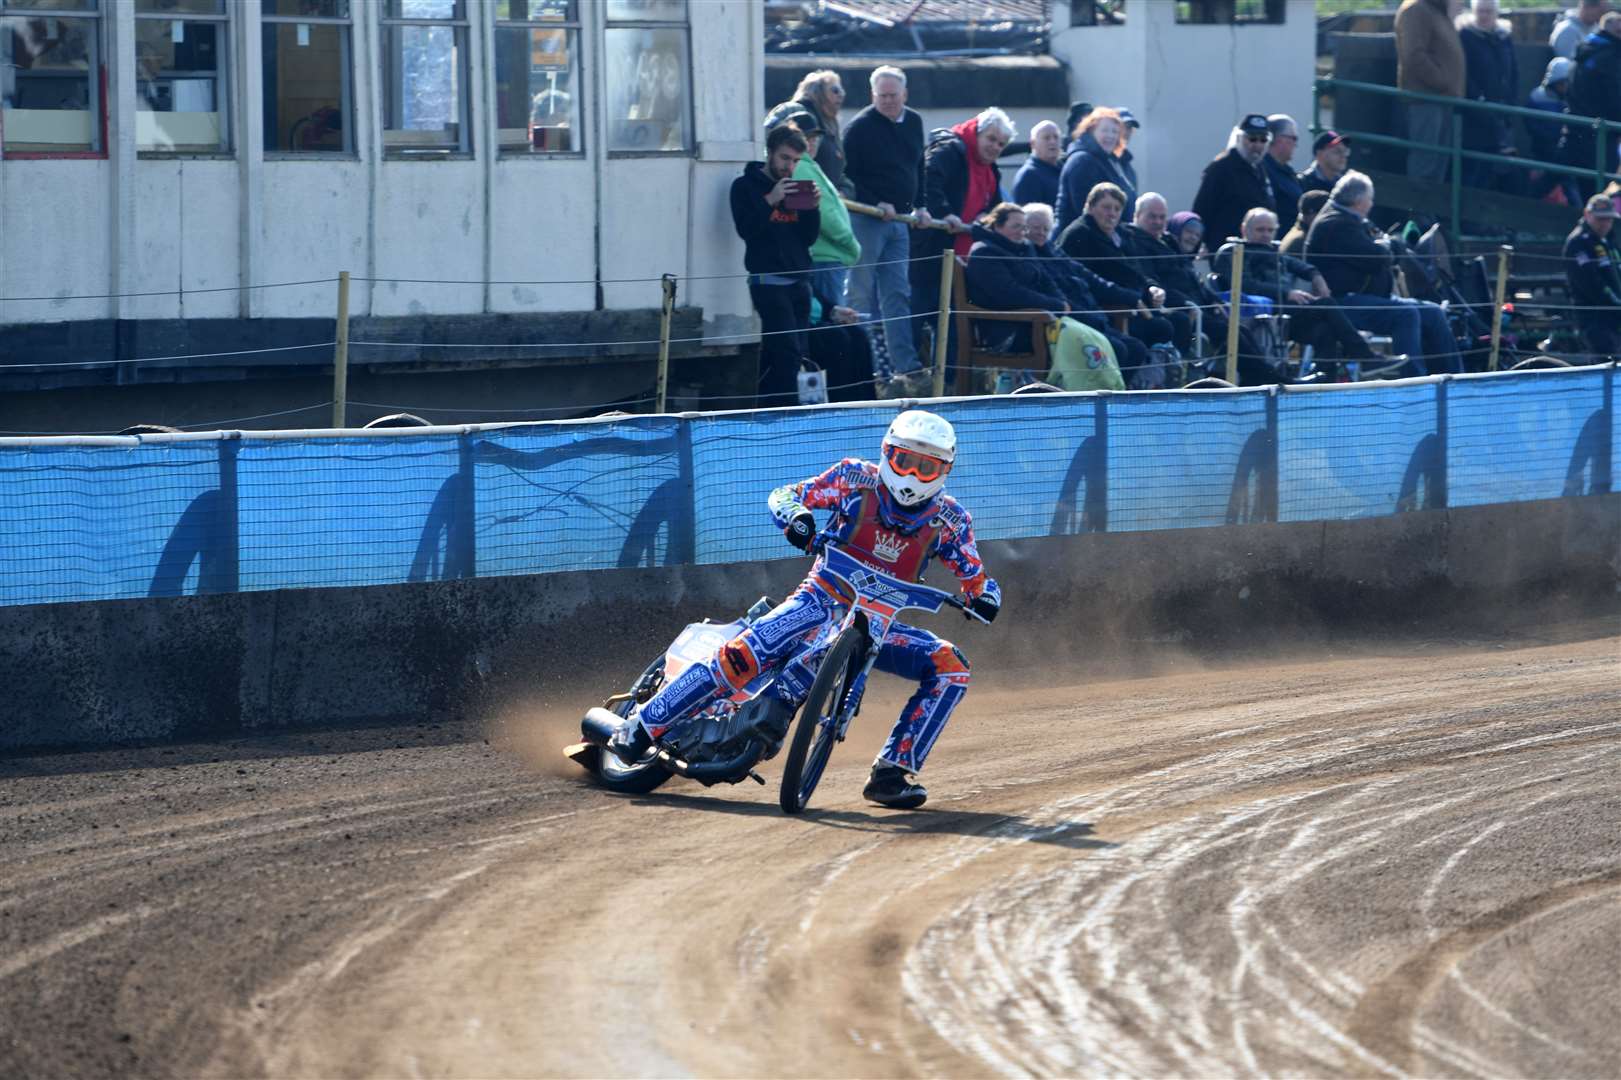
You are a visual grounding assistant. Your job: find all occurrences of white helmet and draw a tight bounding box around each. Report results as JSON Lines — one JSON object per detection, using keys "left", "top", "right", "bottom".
{"left": 879, "top": 410, "right": 955, "bottom": 507}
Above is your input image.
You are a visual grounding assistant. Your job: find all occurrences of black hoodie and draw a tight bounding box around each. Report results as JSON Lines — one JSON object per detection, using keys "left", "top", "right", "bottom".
{"left": 730, "top": 160, "right": 821, "bottom": 277}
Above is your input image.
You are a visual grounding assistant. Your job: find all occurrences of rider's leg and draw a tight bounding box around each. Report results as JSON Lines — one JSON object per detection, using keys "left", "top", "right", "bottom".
{"left": 863, "top": 623, "right": 970, "bottom": 806}
{"left": 629, "top": 584, "right": 838, "bottom": 741}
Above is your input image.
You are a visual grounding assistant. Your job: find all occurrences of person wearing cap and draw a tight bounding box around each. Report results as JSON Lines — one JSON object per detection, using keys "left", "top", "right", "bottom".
{"left": 1012, "top": 120, "right": 1063, "bottom": 206}
{"left": 784, "top": 111, "right": 861, "bottom": 314}
{"left": 1299, "top": 131, "right": 1352, "bottom": 195}
{"left": 1054, "top": 107, "right": 1138, "bottom": 234}
{"left": 1114, "top": 108, "right": 1143, "bottom": 213}
{"left": 1191, "top": 113, "right": 1277, "bottom": 246}
{"left": 763, "top": 70, "right": 854, "bottom": 196}
{"left": 1563, "top": 194, "right": 1621, "bottom": 356}
{"left": 1280, "top": 189, "right": 1331, "bottom": 255}
{"left": 1263, "top": 115, "right": 1305, "bottom": 232}
{"left": 1566, "top": 11, "right": 1621, "bottom": 198}
{"left": 1528, "top": 57, "right": 1582, "bottom": 205}
{"left": 1552, "top": 0, "right": 1611, "bottom": 59}
{"left": 1458, "top": 0, "right": 1521, "bottom": 193}
{"left": 1395, "top": 0, "right": 1465, "bottom": 184}
{"left": 1061, "top": 101, "right": 1093, "bottom": 152}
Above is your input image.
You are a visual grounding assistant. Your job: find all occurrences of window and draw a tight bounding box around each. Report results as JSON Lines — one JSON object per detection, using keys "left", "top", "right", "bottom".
{"left": 493, "top": 0, "right": 580, "bottom": 154}
{"left": 381, "top": 0, "right": 469, "bottom": 154}
{"left": 0, "top": 0, "right": 103, "bottom": 154}
{"left": 134, "top": 0, "right": 228, "bottom": 154}
{"left": 262, "top": 0, "right": 352, "bottom": 154}
{"left": 1070, "top": 0, "right": 1126, "bottom": 26}
{"left": 1175, "top": 0, "right": 1285, "bottom": 24}
{"left": 604, "top": 0, "right": 689, "bottom": 154}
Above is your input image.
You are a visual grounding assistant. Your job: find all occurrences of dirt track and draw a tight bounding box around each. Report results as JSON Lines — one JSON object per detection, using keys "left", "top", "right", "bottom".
{"left": 1, "top": 629, "right": 1617, "bottom": 1078}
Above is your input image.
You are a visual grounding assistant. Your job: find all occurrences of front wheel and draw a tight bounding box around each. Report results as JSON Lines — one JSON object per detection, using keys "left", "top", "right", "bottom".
{"left": 778, "top": 626, "right": 864, "bottom": 814}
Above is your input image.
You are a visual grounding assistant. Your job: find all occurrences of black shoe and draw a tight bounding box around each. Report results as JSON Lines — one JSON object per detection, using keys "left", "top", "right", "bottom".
{"left": 606, "top": 719, "right": 652, "bottom": 765}
{"left": 863, "top": 764, "right": 927, "bottom": 810}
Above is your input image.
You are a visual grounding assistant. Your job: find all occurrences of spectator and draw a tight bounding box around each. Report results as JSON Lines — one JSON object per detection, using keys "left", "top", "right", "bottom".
{"left": 912, "top": 107, "right": 1016, "bottom": 342}
{"left": 731, "top": 124, "right": 821, "bottom": 405}
{"left": 1298, "top": 131, "right": 1352, "bottom": 195}
{"left": 1115, "top": 108, "right": 1143, "bottom": 207}
{"left": 1012, "top": 120, "right": 1063, "bottom": 206}
{"left": 964, "top": 203, "right": 1066, "bottom": 354}
{"left": 1056, "top": 182, "right": 1178, "bottom": 376}
{"left": 1128, "top": 193, "right": 1203, "bottom": 353}
{"left": 1264, "top": 115, "right": 1305, "bottom": 232}
{"left": 784, "top": 111, "right": 860, "bottom": 310}
{"left": 1563, "top": 193, "right": 1621, "bottom": 357}
{"left": 1552, "top": 0, "right": 1611, "bottom": 58}
{"left": 1528, "top": 57, "right": 1582, "bottom": 204}
{"left": 1458, "top": 0, "right": 1521, "bottom": 192}
{"left": 1192, "top": 113, "right": 1278, "bottom": 246}
{"left": 806, "top": 297, "right": 878, "bottom": 402}
{"left": 1054, "top": 107, "right": 1138, "bottom": 234}
{"left": 1305, "top": 171, "right": 1463, "bottom": 376}
{"left": 1566, "top": 11, "right": 1621, "bottom": 198}
{"left": 1060, "top": 101, "right": 1093, "bottom": 152}
{"left": 1280, "top": 189, "right": 1331, "bottom": 255}
{"left": 1396, "top": 0, "right": 1466, "bottom": 184}
{"left": 765, "top": 70, "right": 853, "bottom": 196}
{"left": 1023, "top": 201, "right": 1154, "bottom": 379}
{"left": 1213, "top": 208, "right": 1379, "bottom": 372}
{"left": 843, "top": 65, "right": 933, "bottom": 392}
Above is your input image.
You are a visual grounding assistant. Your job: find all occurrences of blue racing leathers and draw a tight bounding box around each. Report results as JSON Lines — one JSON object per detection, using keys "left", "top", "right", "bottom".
{"left": 634, "top": 458, "right": 999, "bottom": 775}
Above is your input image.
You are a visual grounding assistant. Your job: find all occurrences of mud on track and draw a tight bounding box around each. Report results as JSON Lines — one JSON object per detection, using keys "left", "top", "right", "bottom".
{"left": 1, "top": 629, "right": 1617, "bottom": 1078}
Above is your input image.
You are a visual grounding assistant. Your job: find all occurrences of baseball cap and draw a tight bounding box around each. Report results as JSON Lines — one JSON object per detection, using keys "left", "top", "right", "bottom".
{"left": 1239, "top": 113, "right": 1270, "bottom": 138}
{"left": 1586, "top": 194, "right": 1619, "bottom": 218}
{"left": 782, "top": 109, "right": 821, "bottom": 136}
{"left": 1117, "top": 108, "right": 1141, "bottom": 129}
{"left": 1312, "top": 130, "right": 1349, "bottom": 153}
{"left": 1545, "top": 57, "right": 1575, "bottom": 85}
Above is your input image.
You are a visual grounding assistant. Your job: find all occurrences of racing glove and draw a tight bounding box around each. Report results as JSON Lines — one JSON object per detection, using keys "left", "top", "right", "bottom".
{"left": 784, "top": 510, "right": 817, "bottom": 551}
{"left": 969, "top": 594, "right": 1000, "bottom": 623}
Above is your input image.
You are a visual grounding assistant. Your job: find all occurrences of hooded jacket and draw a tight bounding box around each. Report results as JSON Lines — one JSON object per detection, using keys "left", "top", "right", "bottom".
{"left": 1396, "top": 0, "right": 1466, "bottom": 97}
{"left": 1054, "top": 131, "right": 1138, "bottom": 234}
{"left": 793, "top": 154, "right": 860, "bottom": 268}
{"left": 1569, "top": 29, "right": 1621, "bottom": 126}
{"left": 964, "top": 223, "right": 1066, "bottom": 352}
{"left": 921, "top": 119, "right": 1003, "bottom": 259}
{"left": 730, "top": 160, "right": 821, "bottom": 277}
{"left": 1192, "top": 147, "right": 1277, "bottom": 247}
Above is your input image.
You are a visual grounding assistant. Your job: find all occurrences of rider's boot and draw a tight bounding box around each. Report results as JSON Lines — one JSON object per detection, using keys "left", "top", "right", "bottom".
{"left": 863, "top": 762, "right": 928, "bottom": 810}
{"left": 605, "top": 718, "right": 652, "bottom": 765}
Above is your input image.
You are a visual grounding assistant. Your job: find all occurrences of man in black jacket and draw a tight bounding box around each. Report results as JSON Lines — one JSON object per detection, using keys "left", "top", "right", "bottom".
{"left": 1305, "top": 171, "right": 1462, "bottom": 376}
{"left": 1563, "top": 193, "right": 1621, "bottom": 356}
{"left": 1565, "top": 13, "right": 1621, "bottom": 197}
{"left": 842, "top": 65, "right": 934, "bottom": 388}
{"left": 1192, "top": 113, "right": 1277, "bottom": 246}
{"left": 731, "top": 124, "right": 821, "bottom": 406}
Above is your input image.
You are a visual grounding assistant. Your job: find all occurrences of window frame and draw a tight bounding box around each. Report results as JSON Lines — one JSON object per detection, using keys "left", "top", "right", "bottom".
{"left": 261, "top": 2, "right": 356, "bottom": 159}
{"left": 0, "top": 0, "right": 107, "bottom": 159}
{"left": 492, "top": 0, "right": 584, "bottom": 158}
{"left": 379, "top": 0, "right": 472, "bottom": 157}
{"left": 602, "top": 0, "right": 692, "bottom": 158}
{"left": 132, "top": 0, "right": 231, "bottom": 157}
{"left": 1173, "top": 0, "right": 1287, "bottom": 25}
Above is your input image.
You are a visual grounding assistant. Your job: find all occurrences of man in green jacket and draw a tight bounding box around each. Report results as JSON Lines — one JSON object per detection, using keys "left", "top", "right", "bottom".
{"left": 1395, "top": 0, "right": 1465, "bottom": 183}
{"left": 785, "top": 110, "right": 862, "bottom": 311}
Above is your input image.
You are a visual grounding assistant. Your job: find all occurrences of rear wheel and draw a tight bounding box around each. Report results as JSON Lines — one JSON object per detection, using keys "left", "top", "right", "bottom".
{"left": 592, "top": 658, "right": 674, "bottom": 795}
{"left": 778, "top": 626, "right": 864, "bottom": 814}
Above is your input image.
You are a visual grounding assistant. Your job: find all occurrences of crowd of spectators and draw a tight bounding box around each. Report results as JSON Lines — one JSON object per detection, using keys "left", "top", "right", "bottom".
{"left": 731, "top": 52, "right": 1620, "bottom": 404}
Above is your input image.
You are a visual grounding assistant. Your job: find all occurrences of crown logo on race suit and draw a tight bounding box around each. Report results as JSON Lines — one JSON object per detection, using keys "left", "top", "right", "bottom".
{"left": 871, "top": 529, "right": 905, "bottom": 563}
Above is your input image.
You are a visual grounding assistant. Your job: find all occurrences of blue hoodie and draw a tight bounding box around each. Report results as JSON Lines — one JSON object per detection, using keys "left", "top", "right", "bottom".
{"left": 1054, "top": 132, "right": 1138, "bottom": 234}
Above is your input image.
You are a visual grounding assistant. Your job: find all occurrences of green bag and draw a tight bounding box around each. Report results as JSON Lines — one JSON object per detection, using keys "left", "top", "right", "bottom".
{"left": 1045, "top": 316, "right": 1126, "bottom": 392}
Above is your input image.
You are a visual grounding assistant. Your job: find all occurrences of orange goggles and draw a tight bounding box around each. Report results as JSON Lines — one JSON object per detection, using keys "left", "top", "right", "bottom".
{"left": 885, "top": 444, "right": 951, "bottom": 483}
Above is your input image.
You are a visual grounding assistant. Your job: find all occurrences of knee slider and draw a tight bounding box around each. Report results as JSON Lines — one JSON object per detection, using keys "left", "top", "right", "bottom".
{"left": 714, "top": 635, "right": 762, "bottom": 691}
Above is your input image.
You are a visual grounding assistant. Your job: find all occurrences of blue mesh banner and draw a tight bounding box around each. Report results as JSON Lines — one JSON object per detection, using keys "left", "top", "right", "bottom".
{"left": 1448, "top": 369, "right": 1609, "bottom": 507}
{"left": 0, "top": 367, "right": 1611, "bottom": 608}
{"left": 1279, "top": 382, "right": 1442, "bottom": 521}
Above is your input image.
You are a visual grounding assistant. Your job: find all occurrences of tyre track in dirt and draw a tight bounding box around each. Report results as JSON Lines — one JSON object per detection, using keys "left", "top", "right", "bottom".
{"left": 0, "top": 632, "right": 1616, "bottom": 1078}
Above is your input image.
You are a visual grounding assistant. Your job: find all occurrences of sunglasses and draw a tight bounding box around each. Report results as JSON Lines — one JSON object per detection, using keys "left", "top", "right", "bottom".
{"left": 885, "top": 444, "right": 951, "bottom": 483}
{"left": 1244, "top": 133, "right": 1270, "bottom": 143}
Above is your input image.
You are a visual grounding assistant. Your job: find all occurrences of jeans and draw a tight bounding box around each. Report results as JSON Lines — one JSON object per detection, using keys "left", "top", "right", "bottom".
{"left": 809, "top": 262, "right": 849, "bottom": 312}
{"left": 848, "top": 215, "right": 919, "bottom": 373}
{"left": 748, "top": 280, "right": 811, "bottom": 407}
{"left": 1407, "top": 102, "right": 1451, "bottom": 183}
{"left": 1336, "top": 293, "right": 1462, "bottom": 376}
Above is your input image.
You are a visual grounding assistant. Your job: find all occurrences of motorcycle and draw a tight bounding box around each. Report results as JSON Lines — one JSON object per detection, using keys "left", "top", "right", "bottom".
{"left": 565, "top": 541, "right": 988, "bottom": 814}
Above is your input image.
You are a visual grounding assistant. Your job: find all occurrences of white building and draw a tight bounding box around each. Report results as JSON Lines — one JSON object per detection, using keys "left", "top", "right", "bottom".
{"left": 0, "top": 0, "right": 759, "bottom": 354}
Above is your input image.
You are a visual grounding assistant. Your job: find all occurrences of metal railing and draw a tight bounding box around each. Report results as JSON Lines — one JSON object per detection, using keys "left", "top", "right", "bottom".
{"left": 1314, "top": 76, "right": 1620, "bottom": 241}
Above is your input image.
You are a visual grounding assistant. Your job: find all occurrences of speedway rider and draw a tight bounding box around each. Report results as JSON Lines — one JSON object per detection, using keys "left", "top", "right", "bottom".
{"left": 609, "top": 410, "right": 1001, "bottom": 809}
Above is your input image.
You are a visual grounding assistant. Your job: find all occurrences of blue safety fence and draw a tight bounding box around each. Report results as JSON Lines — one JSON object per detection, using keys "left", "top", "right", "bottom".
{"left": 0, "top": 366, "right": 1612, "bottom": 609}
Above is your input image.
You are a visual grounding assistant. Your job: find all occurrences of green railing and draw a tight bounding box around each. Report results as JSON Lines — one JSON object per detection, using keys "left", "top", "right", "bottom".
{"left": 1314, "top": 77, "right": 1620, "bottom": 242}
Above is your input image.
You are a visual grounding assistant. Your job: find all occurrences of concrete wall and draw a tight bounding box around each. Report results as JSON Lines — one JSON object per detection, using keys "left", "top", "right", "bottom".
{"left": 1051, "top": 0, "right": 1318, "bottom": 214}
{"left": 0, "top": 0, "right": 757, "bottom": 338}
{"left": 2, "top": 494, "right": 1614, "bottom": 752}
